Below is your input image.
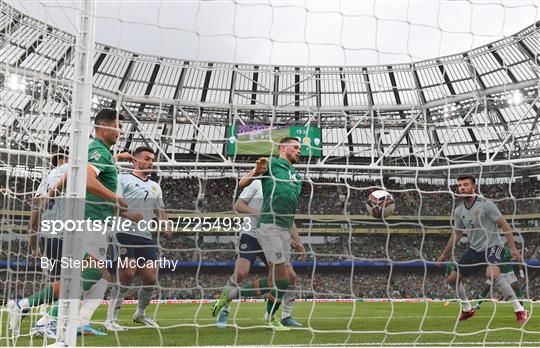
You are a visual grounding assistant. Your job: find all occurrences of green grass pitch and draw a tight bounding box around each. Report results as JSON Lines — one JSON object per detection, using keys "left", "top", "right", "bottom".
{"left": 2, "top": 302, "right": 538, "bottom": 346}
{"left": 236, "top": 128, "right": 290, "bottom": 155}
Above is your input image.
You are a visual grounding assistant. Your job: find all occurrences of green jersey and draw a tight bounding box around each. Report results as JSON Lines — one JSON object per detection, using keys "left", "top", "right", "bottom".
{"left": 500, "top": 246, "right": 514, "bottom": 274}
{"left": 85, "top": 138, "right": 118, "bottom": 221}
{"left": 259, "top": 157, "right": 302, "bottom": 230}
{"left": 445, "top": 263, "right": 454, "bottom": 276}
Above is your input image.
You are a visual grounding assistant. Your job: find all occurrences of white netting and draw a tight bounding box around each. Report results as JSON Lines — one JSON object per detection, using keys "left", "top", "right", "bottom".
{"left": 1, "top": 0, "right": 539, "bottom": 346}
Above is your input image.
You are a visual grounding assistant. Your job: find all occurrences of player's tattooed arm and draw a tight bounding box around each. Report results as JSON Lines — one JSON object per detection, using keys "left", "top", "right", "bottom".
{"left": 239, "top": 157, "right": 268, "bottom": 190}
{"left": 496, "top": 216, "right": 522, "bottom": 262}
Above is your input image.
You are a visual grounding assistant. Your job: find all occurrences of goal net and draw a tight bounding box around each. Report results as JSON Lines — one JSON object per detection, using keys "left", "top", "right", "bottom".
{"left": 0, "top": 0, "right": 539, "bottom": 346}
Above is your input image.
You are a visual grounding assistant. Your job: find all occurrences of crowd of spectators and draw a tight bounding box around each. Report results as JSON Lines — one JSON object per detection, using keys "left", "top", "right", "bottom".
{"left": 158, "top": 234, "right": 539, "bottom": 263}
{"left": 156, "top": 177, "right": 540, "bottom": 216}
{"left": 1, "top": 173, "right": 538, "bottom": 216}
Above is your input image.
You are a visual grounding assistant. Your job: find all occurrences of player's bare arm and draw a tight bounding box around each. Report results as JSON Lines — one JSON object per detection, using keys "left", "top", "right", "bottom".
{"left": 44, "top": 167, "right": 126, "bottom": 210}
{"left": 290, "top": 222, "right": 306, "bottom": 260}
{"left": 156, "top": 208, "right": 172, "bottom": 237}
{"left": 234, "top": 198, "right": 260, "bottom": 216}
{"left": 113, "top": 152, "right": 136, "bottom": 162}
{"left": 496, "top": 216, "right": 522, "bottom": 262}
{"left": 47, "top": 173, "right": 68, "bottom": 198}
{"left": 239, "top": 157, "right": 268, "bottom": 190}
{"left": 438, "top": 229, "right": 463, "bottom": 263}
{"left": 120, "top": 210, "right": 144, "bottom": 223}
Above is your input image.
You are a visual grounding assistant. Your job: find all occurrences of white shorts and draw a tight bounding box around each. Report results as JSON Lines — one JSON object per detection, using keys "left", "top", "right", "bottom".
{"left": 256, "top": 223, "right": 291, "bottom": 264}
{"left": 502, "top": 271, "right": 518, "bottom": 284}
{"left": 83, "top": 228, "right": 108, "bottom": 261}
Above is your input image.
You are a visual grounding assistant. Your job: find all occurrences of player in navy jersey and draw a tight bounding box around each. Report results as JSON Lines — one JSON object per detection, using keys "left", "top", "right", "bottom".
{"left": 438, "top": 175, "right": 528, "bottom": 324}
{"left": 105, "top": 146, "right": 171, "bottom": 331}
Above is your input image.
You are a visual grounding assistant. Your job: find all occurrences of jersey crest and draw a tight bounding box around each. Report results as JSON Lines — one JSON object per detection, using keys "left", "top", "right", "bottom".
{"left": 90, "top": 150, "right": 102, "bottom": 161}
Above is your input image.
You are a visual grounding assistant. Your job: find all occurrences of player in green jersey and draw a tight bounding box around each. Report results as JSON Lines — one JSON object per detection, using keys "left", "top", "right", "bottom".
{"left": 75, "top": 109, "right": 133, "bottom": 336}
{"left": 215, "top": 179, "right": 303, "bottom": 329}
{"left": 9, "top": 109, "right": 132, "bottom": 338}
{"left": 212, "top": 137, "right": 306, "bottom": 331}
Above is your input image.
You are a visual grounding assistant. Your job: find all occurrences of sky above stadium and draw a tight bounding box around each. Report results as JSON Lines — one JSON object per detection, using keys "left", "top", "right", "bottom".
{"left": 7, "top": 0, "right": 540, "bottom": 66}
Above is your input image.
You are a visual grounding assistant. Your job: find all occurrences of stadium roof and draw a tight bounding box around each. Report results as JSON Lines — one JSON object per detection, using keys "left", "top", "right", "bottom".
{"left": 0, "top": 2, "right": 539, "bottom": 179}
{"left": 7, "top": 0, "right": 540, "bottom": 67}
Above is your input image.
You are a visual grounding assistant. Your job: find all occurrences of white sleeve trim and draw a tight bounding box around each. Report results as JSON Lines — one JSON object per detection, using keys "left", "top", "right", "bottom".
{"left": 88, "top": 164, "right": 100, "bottom": 176}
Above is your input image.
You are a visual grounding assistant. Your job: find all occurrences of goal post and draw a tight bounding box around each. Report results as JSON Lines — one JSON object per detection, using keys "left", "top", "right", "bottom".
{"left": 55, "top": 0, "right": 96, "bottom": 346}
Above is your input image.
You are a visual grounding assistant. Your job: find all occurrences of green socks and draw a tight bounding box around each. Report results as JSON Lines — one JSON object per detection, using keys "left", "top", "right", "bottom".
{"left": 82, "top": 268, "right": 103, "bottom": 291}
{"left": 266, "top": 279, "right": 290, "bottom": 316}
{"left": 230, "top": 276, "right": 291, "bottom": 317}
{"left": 240, "top": 277, "right": 270, "bottom": 297}
{"left": 48, "top": 303, "right": 59, "bottom": 317}
{"left": 27, "top": 283, "right": 59, "bottom": 307}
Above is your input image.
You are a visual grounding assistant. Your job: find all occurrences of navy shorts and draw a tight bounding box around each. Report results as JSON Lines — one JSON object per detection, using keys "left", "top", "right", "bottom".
{"left": 237, "top": 234, "right": 268, "bottom": 267}
{"left": 453, "top": 245, "right": 504, "bottom": 277}
{"left": 109, "top": 233, "right": 157, "bottom": 262}
{"left": 40, "top": 237, "right": 62, "bottom": 280}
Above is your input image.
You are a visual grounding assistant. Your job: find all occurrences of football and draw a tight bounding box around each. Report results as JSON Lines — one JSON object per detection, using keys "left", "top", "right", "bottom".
{"left": 366, "top": 189, "right": 395, "bottom": 218}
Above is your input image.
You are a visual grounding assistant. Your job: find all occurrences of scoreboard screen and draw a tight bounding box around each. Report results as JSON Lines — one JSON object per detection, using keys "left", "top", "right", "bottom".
{"left": 227, "top": 125, "right": 322, "bottom": 157}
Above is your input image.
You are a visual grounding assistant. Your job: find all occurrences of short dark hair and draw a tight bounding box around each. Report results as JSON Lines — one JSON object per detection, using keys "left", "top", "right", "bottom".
{"left": 94, "top": 108, "right": 124, "bottom": 125}
{"left": 133, "top": 146, "right": 155, "bottom": 156}
{"left": 50, "top": 146, "right": 68, "bottom": 168}
{"left": 279, "top": 137, "right": 300, "bottom": 147}
{"left": 457, "top": 175, "right": 476, "bottom": 184}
